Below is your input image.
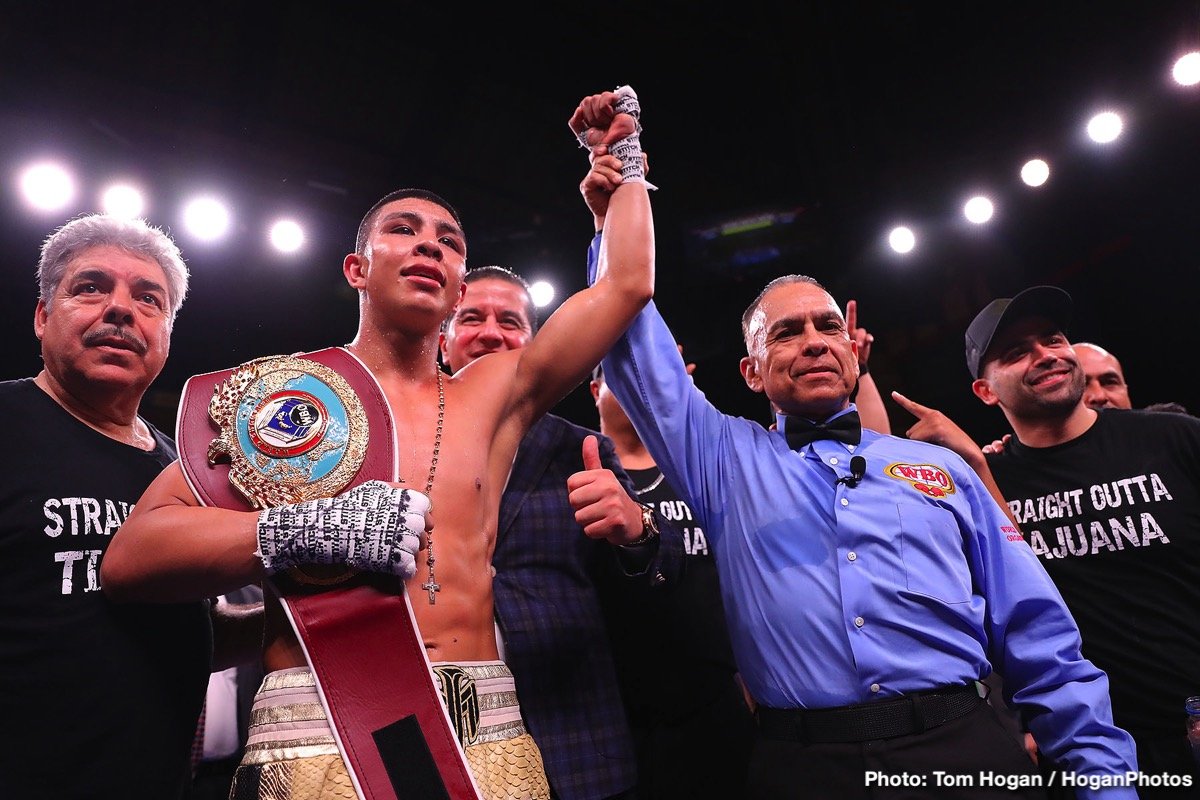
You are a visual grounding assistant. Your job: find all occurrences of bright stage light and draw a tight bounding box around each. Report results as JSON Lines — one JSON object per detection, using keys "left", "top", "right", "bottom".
{"left": 182, "top": 196, "right": 231, "bottom": 241}
{"left": 888, "top": 226, "right": 916, "bottom": 254}
{"left": 269, "top": 219, "right": 305, "bottom": 253}
{"left": 1020, "top": 159, "right": 1050, "bottom": 187}
{"left": 1173, "top": 52, "right": 1200, "bottom": 86}
{"left": 19, "top": 161, "right": 76, "bottom": 212}
{"left": 101, "top": 184, "right": 146, "bottom": 218}
{"left": 1086, "top": 111, "right": 1123, "bottom": 144}
{"left": 963, "top": 196, "right": 994, "bottom": 224}
{"left": 529, "top": 280, "right": 555, "bottom": 308}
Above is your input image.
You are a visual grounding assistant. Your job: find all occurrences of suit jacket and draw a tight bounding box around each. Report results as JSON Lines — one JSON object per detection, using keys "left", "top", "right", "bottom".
{"left": 493, "top": 413, "right": 685, "bottom": 800}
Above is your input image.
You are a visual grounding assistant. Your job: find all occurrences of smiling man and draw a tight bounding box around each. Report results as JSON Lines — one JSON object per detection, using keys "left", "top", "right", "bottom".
{"left": 588, "top": 257, "right": 1141, "bottom": 797}
{"left": 1072, "top": 342, "right": 1133, "bottom": 410}
{"left": 0, "top": 214, "right": 210, "bottom": 799}
{"left": 888, "top": 286, "right": 1200, "bottom": 797}
{"left": 960, "top": 287, "right": 1200, "bottom": 795}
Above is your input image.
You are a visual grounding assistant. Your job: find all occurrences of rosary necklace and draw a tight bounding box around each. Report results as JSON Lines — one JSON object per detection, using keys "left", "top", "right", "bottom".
{"left": 408, "top": 365, "right": 444, "bottom": 605}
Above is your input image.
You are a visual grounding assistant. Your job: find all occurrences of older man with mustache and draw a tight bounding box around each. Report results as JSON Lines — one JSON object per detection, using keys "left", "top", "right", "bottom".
{"left": 0, "top": 213, "right": 215, "bottom": 800}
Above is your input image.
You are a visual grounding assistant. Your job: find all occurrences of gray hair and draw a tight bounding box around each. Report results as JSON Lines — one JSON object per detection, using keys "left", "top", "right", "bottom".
{"left": 38, "top": 214, "right": 190, "bottom": 322}
{"left": 741, "top": 273, "right": 828, "bottom": 343}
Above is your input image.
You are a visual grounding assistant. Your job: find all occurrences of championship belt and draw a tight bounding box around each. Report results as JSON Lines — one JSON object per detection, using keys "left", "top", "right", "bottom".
{"left": 176, "top": 347, "right": 481, "bottom": 800}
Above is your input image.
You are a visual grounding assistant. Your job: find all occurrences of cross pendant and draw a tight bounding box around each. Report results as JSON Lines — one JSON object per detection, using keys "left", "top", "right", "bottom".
{"left": 423, "top": 579, "right": 440, "bottom": 605}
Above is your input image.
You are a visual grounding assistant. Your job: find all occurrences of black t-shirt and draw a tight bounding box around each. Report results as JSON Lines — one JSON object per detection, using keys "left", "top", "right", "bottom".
{"left": 0, "top": 379, "right": 212, "bottom": 799}
{"left": 987, "top": 408, "right": 1200, "bottom": 735}
{"left": 606, "top": 466, "right": 745, "bottom": 722}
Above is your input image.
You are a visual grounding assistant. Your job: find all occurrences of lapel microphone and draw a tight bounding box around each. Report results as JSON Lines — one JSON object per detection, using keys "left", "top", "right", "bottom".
{"left": 836, "top": 455, "right": 867, "bottom": 488}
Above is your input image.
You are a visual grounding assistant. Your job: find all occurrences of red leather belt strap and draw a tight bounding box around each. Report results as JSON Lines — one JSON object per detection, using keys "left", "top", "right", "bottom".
{"left": 177, "top": 347, "right": 480, "bottom": 800}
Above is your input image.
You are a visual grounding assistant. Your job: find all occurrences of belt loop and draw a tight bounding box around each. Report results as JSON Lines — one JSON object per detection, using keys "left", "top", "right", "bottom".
{"left": 908, "top": 695, "right": 927, "bottom": 734}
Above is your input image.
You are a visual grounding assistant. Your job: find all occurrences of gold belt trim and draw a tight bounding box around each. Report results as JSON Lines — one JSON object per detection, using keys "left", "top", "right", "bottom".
{"left": 241, "top": 736, "right": 341, "bottom": 765}
{"left": 248, "top": 701, "right": 328, "bottom": 728}
{"left": 241, "top": 669, "right": 340, "bottom": 766}
{"left": 259, "top": 666, "right": 318, "bottom": 690}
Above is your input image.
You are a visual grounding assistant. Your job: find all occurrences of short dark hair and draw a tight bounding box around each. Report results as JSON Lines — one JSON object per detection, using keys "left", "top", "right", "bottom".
{"left": 355, "top": 188, "right": 464, "bottom": 254}
{"left": 460, "top": 265, "right": 540, "bottom": 334}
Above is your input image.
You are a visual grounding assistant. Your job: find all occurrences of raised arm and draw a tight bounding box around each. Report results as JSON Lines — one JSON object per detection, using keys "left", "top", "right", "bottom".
{"left": 845, "top": 299, "right": 892, "bottom": 435}
{"left": 504, "top": 88, "right": 654, "bottom": 428}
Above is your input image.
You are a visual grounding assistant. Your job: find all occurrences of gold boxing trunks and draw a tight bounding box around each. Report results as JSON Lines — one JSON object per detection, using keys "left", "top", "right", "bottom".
{"left": 229, "top": 667, "right": 352, "bottom": 800}
{"left": 429, "top": 661, "right": 549, "bottom": 800}
{"left": 230, "top": 663, "right": 549, "bottom": 800}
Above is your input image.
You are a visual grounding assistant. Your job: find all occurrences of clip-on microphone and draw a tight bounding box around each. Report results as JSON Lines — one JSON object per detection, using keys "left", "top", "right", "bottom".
{"left": 836, "top": 455, "right": 867, "bottom": 488}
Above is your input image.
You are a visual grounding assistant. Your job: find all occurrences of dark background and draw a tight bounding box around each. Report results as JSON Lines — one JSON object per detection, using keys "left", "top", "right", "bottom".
{"left": 2, "top": 2, "right": 1199, "bottom": 443}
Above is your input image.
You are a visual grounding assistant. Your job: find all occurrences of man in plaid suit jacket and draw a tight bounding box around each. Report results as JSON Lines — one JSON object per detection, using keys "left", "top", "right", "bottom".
{"left": 441, "top": 266, "right": 685, "bottom": 800}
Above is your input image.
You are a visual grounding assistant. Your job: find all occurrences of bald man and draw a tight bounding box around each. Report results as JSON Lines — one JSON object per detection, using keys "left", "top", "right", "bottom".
{"left": 1073, "top": 342, "right": 1132, "bottom": 410}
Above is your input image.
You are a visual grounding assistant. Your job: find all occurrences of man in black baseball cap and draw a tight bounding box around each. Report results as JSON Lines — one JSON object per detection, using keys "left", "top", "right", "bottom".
{"left": 964, "top": 285, "right": 1073, "bottom": 379}
{"left": 903, "top": 282, "right": 1200, "bottom": 792}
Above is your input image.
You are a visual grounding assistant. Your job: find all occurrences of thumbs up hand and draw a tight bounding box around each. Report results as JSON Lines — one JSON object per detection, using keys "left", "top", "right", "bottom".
{"left": 580, "top": 434, "right": 603, "bottom": 471}
{"left": 567, "top": 435, "right": 648, "bottom": 545}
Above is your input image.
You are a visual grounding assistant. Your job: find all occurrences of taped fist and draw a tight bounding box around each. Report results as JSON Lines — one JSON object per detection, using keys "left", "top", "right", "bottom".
{"left": 256, "top": 480, "right": 431, "bottom": 579}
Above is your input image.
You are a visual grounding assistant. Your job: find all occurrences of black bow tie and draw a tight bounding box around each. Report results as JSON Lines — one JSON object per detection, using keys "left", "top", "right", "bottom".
{"left": 783, "top": 410, "right": 862, "bottom": 450}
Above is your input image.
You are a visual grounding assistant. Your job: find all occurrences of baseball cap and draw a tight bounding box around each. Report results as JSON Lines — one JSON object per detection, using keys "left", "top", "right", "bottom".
{"left": 964, "top": 285, "right": 1073, "bottom": 378}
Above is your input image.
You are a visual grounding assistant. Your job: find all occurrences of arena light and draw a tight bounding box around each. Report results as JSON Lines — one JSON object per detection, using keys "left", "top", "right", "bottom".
{"left": 1086, "top": 111, "right": 1123, "bottom": 144}
{"left": 1172, "top": 52, "right": 1200, "bottom": 86}
{"left": 268, "top": 219, "right": 305, "bottom": 253}
{"left": 100, "top": 183, "right": 146, "bottom": 218}
{"left": 529, "top": 280, "right": 555, "bottom": 308}
{"left": 963, "top": 196, "right": 995, "bottom": 224}
{"left": 1020, "top": 159, "right": 1050, "bottom": 187}
{"left": 19, "top": 161, "right": 76, "bottom": 212}
{"left": 887, "top": 226, "right": 916, "bottom": 254}
{"left": 182, "top": 196, "right": 232, "bottom": 241}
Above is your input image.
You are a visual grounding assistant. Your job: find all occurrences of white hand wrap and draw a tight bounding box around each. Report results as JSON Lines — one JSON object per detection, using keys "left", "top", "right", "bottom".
{"left": 255, "top": 480, "right": 429, "bottom": 579}
{"left": 576, "top": 85, "right": 656, "bottom": 189}
{"left": 610, "top": 85, "right": 656, "bottom": 189}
